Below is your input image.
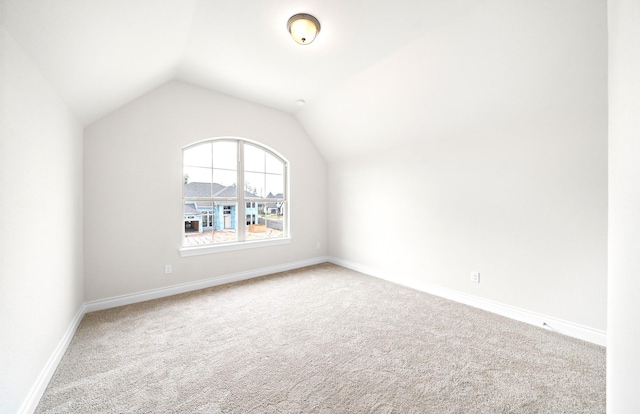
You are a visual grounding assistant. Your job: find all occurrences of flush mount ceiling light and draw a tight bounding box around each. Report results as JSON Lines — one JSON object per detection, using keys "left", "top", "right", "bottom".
{"left": 287, "top": 13, "right": 321, "bottom": 45}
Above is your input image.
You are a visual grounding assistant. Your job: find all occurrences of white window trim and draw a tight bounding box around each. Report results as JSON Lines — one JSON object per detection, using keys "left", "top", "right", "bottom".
{"left": 181, "top": 137, "right": 290, "bottom": 255}
{"left": 179, "top": 236, "right": 291, "bottom": 257}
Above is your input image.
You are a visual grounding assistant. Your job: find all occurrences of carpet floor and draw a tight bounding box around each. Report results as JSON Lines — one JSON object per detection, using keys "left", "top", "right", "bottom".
{"left": 36, "top": 263, "right": 606, "bottom": 413}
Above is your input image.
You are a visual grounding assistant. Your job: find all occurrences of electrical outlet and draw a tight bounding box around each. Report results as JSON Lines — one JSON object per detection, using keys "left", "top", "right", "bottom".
{"left": 470, "top": 271, "right": 480, "bottom": 283}
{"left": 165, "top": 264, "right": 172, "bottom": 274}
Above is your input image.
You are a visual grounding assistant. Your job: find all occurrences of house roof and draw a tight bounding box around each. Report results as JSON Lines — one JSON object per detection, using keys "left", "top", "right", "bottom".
{"left": 184, "top": 202, "right": 199, "bottom": 215}
{"left": 184, "top": 182, "right": 225, "bottom": 198}
{"left": 184, "top": 182, "right": 257, "bottom": 199}
{"left": 1, "top": 1, "right": 605, "bottom": 162}
{"left": 263, "top": 193, "right": 284, "bottom": 210}
{"left": 214, "top": 185, "right": 239, "bottom": 198}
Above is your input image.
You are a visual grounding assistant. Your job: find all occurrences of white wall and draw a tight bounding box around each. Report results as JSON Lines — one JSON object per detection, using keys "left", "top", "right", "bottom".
{"left": 328, "top": 115, "right": 607, "bottom": 330}
{"left": 83, "top": 80, "right": 327, "bottom": 302}
{"left": 0, "top": 26, "right": 84, "bottom": 413}
{"left": 607, "top": 0, "right": 640, "bottom": 411}
{"left": 327, "top": 1, "right": 608, "bottom": 332}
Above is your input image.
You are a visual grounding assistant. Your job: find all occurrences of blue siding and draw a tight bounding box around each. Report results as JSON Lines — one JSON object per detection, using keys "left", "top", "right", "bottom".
{"left": 213, "top": 204, "right": 237, "bottom": 230}
{"left": 214, "top": 205, "right": 224, "bottom": 230}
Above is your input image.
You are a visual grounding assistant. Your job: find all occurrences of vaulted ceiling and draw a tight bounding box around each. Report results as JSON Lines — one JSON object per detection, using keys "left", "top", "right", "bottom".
{"left": 1, "top": 0, "right": 606, "bottom": 162}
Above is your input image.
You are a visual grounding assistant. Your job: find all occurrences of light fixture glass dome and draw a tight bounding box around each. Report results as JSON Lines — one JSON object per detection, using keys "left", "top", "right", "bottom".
{"left": 287, "top": 13, "right": 321, "bottom": 45}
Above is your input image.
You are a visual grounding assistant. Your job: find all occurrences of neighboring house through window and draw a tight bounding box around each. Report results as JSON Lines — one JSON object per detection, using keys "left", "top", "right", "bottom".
{"left": 182, "top": 138, "right": 288, "bottom": 252}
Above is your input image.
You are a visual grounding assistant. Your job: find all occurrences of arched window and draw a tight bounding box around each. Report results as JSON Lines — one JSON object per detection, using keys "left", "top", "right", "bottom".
{"left": 181, "top": 138, "right": 289, "bottom": 255}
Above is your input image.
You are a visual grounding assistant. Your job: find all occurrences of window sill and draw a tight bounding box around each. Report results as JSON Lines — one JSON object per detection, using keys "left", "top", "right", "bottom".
{"left": 179, "top": 237, "right": 291, "bottom": 257}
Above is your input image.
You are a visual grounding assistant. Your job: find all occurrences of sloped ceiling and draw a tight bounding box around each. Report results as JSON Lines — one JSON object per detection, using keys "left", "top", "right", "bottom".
{"left": 1, "top": 0, "right": 605, "bottom": 162}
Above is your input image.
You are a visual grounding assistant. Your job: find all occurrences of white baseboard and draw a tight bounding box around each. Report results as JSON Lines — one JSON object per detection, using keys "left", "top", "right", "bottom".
{"left": 84, "top": 256, "right": 329, "bottom": 313}
{"left": 328, "top": 256, "right": 606, "bottom": 347}
{"left": 18, "top": 303, "right": 87, "bottom": 414}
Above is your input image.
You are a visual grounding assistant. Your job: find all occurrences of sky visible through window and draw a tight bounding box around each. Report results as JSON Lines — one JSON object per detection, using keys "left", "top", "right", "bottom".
{"left": 184, "top": 141, "right": 283, "bottom": 198}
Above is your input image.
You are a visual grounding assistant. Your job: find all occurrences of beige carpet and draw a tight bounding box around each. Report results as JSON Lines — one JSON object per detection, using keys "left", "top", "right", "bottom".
{"left": 36, "top": 263, "right": 605, "bottom": 413}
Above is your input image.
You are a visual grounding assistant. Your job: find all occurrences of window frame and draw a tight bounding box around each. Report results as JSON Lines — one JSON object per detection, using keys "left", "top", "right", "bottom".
{"left": 179, "top": 137, "right": 290, "bottom": 257}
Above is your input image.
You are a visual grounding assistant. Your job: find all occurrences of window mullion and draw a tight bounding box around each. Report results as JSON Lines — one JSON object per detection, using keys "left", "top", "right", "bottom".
{"left": 238, "top": 141, "right": 245, "bottom": 242}
{"left": 282, "top": 164, "right": 288, "bottom": 236}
